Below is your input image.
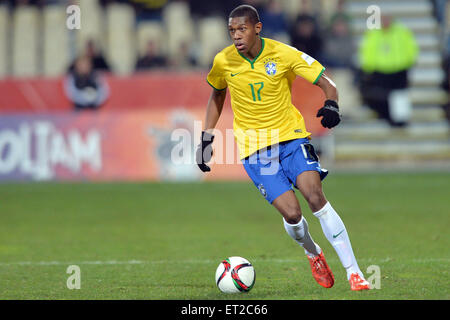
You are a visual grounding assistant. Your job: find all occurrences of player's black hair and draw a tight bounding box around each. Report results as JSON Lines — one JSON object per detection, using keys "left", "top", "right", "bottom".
{"left": 229, "top": 5, "right": 260, "bottom": 25}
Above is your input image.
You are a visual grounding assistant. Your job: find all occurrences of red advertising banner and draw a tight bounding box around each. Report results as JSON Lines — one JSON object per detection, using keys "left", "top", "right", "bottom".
{"left": 0, "top": 109, "right": 248, "bottom": 181}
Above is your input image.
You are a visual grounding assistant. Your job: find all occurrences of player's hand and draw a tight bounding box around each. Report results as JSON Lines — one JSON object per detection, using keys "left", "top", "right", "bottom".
{"left": 316, "top": 100, "right": 341, "bottom": 129}
{"left": 196, "top": 131, "right": 215, "bottom": 172}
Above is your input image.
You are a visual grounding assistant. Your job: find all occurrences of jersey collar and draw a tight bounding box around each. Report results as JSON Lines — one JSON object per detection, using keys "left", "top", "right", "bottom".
{"left": 236, "top": 37, "right": 265, "bottom": 69}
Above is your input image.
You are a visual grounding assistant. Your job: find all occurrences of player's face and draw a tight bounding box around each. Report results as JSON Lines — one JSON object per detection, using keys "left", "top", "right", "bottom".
{"left": 228, "top": 16, "right": 262, "bottom": 54}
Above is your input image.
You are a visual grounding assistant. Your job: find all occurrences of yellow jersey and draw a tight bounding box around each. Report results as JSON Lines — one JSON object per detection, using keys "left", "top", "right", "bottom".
{"left": 207, "top": 37, "right": 325, "bottom": 159}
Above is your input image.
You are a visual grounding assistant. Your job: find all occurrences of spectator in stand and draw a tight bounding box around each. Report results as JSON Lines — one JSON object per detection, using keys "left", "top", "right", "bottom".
{"left": 289, "top": 13, "right": 323, "bottom": 61}
{"left": 67, "top": 40, "right": 111, "bottom": 73}
{"left": 135, "top": 40, "right": 168, "bottom": 71}
{"left": 430, "top": 0, "right": 448, "bottom": 24}
{"left": 358, "top": 15, "right": 418, "bottom": 127}
{"left": 321, "top": 15, "right": 354, "bottom": 69}
{"left": 170, "top": 41, "right": 197, "bottom": 70}
{"left": 327, "top": 0, "right": 350, "bottom": 22}
{"left": 64, "top": 55, "right": 110, "bottom": 111}
{"left": 84, "top": 39, "right": 111, "bottom": 72}
{"left": 259, "top": 0, "right": 288, "bottom": 40}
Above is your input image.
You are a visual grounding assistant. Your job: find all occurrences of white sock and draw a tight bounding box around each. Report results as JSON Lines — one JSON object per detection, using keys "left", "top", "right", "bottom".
{"left": 283, "top": 216, "right": 321, "bottom": 257}
{"left": 313, "top": 202, "right": 363, "bottom": 280}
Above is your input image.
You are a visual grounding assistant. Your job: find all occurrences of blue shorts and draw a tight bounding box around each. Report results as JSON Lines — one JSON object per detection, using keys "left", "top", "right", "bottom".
{"left": 242, "top": 138, "right": 328, "bottom": 204}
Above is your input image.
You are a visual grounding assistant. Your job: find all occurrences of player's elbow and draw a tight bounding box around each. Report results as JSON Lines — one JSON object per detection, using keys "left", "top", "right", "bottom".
{"left": 316, "top": 74, "right": 339, "bottom": 102}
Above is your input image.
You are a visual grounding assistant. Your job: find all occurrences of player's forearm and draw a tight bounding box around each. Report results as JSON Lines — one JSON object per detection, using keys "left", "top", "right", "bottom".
{"left": 316, "top": 74, "right": 339, "bottom": 102}
{"left": 203, "top": 89, "right": 226, "bottom": 133}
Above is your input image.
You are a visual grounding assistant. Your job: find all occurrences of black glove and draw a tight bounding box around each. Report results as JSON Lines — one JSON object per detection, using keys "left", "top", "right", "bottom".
{"left": 316, "top": 100, "right": 341, "bottom": 129}
{"left": 196, "top": 131, "right": 215, "bottom": 172}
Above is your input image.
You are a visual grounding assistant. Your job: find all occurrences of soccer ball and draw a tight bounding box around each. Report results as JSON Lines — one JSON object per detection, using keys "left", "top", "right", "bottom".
{"left": 215, "top": 256, "right": 255, "bottom": 293}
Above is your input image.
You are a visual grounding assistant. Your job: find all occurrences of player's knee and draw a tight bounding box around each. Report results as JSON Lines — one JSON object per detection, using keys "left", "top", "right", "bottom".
{"left": 284, "top": 208, "right": 302, "bottom": 224}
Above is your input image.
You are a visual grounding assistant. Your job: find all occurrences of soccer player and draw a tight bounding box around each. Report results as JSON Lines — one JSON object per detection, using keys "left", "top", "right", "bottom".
{"left": 196, "top": 5, "right": 370, "bottom": 291}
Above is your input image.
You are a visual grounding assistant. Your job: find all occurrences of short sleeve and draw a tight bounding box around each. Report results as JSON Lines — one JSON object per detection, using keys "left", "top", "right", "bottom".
{"left": 286, "top": 46, "right": 325, "bottom": 84}
{"left": 206, "top": 53, "right": 227, "bottom": 91}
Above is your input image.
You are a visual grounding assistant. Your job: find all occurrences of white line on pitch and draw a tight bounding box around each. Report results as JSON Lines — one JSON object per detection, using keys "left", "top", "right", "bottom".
{"left": 0, "top": 257, "right": 448, "bottom": 267}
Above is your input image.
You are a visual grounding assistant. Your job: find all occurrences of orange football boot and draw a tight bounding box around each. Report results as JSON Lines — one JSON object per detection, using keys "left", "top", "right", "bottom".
{"left": 307, "top": 251, "right": 335, "bottom": 288}
{"left": 349, "top": 273, "right": 371, "bottom": 291}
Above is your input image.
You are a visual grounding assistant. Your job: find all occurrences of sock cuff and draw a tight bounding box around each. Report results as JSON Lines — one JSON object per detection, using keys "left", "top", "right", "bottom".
{"left": 283, "top": 216, "right": 305, "bottom": 228}
{"left": 313, "top": 201, "right": 332, "bottom": 218}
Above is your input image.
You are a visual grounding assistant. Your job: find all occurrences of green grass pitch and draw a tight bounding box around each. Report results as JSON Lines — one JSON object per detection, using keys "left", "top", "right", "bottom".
{"left": 0, "top": 172, "right": 449, "bottom": 299}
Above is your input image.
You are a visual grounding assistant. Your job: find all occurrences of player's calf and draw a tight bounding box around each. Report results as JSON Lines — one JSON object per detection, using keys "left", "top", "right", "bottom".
{"left": 296, "top": 171, "right": 327, "bottom": 212}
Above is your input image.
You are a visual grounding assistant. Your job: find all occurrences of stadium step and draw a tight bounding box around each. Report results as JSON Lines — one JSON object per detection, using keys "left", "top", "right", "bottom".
{"left": 345, "top": 0, "right": 433, "bottom": 18}
{"left": 410, "top": 88, "right": 448, "bottom": 105}
{"left": 415, "top": 51, "right": 444, "bottom": 68}
{"left": 333, "top": 117, "right": 450, "bottom": 165}
{"left": 411, "top": 105, "right": 448, "bottom": 122}
{"left": 335, "top": 120, "right": 449, "bottom": 142}
{"left": 344, "top": 103, "right": 447, "bottom": 123}
{"left": 413, "top": 34, "right": 442, "bottom": 51}
{"left": 334, "top": 139, "right": 450, "bottom": 161}
{"left": 409, "top": 67, "right": 445, "bottom": 87}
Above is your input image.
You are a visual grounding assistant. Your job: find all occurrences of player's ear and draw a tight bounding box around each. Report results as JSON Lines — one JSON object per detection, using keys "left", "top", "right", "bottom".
{"left": 255, "top": 22, "right": 262, "bottom": 35}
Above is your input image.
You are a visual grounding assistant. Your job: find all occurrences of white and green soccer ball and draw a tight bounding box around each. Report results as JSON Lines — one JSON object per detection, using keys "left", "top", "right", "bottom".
{"left": 215, "top": 256, "right": 255, "bottom": 293}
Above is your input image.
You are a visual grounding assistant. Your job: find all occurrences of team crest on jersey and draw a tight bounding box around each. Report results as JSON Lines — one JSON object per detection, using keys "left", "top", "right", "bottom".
{"left": 264, "top": 61, "right": 277, "bottom": 76}
{"left": 258, "top": 184, "right": 267, "bottom": 198}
